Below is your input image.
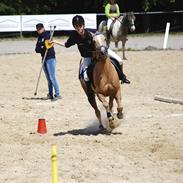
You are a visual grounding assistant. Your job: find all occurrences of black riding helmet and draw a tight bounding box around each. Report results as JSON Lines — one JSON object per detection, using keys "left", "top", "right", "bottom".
{"left": 72, "top": 15, "right": 85, "bottom": 27}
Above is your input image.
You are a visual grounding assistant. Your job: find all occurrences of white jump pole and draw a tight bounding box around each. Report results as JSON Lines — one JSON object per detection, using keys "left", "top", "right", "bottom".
{"left": 163, "top": 22, "right": 170, "bottom": 49}
{"left": 154, "top": 95, "right": 183, "bottom": 105}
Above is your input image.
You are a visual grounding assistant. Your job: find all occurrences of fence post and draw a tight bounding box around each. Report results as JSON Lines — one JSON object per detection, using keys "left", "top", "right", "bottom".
{"left": 143, "top": 12, "right": 150, "bottom": 32}
{"left": 181, "top": 13, "right": 183, "bottom": 31}
{"left": 163, "top": 22, "right": 170, "bottom": 49}
{"left": 20, "top": 15, "right": 23, "bottom": 38}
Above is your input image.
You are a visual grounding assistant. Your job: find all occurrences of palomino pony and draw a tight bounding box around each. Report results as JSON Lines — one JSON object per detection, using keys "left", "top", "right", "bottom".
{"left": 98, "top": 12, "right": 136, "bottom": 60}
{"left": 80, "top": 33, "right": 123, "bottom": 132}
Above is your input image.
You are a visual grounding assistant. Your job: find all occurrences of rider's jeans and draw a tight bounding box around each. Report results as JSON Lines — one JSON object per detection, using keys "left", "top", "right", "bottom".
{"left": 82, "top": 57, "right": 92, "bottom": 81}
{"left": 43, "top": 58, "right": 60, "bottom": 97}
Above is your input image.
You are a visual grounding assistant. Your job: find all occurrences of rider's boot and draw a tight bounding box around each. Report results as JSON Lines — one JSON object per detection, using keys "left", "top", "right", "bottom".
{"left": 106, "top": 30, "right": 110, "bottom": 41}
{"left": 85, "top": 81, "right": 92, "bottom": 93}
{"left": 120, "top": 64, "right": 130, "bottom": 84}
{"left": 106, "top": 30, "right": 110, "bottom": 39}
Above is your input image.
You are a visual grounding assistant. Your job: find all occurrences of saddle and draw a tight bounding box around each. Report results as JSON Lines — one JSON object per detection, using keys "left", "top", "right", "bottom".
{"left": 79, "top": 57, "right": 122, "bottom": 84}
{"left": 110, "top": 57, "right": 123, "bottom": 80}
{"left": 104, "top": 19, "right": 117, "bottom": 37}
{"left": 78, "top": 59, "right": 95, "bottom": 84}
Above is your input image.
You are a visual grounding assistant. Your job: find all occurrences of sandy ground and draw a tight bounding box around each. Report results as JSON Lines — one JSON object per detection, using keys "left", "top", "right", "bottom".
{"left": 0, "top": 48, "right": 183, "bottom": 183}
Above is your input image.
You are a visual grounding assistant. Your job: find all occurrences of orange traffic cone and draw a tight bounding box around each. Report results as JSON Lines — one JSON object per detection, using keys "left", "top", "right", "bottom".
{"left": 37, "top": 118, "right": 47, "bottom": 134}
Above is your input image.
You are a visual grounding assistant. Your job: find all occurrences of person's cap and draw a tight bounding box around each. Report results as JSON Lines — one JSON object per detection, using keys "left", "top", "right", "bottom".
{"left": 36, "top": 23, "right": 44, "bottom": 30}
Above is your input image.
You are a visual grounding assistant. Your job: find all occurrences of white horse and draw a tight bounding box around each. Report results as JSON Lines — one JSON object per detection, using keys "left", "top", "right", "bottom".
{"left": 98, "top": 12, "right": 136, "bottom": 60}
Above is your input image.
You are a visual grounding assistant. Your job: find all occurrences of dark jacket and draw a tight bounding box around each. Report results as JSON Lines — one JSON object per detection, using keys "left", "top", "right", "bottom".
{"left": 35, "top": 31, "right": 55, "bottom": 60}
{"left": 65, "top": 30, "right": 95, "bottom": 57}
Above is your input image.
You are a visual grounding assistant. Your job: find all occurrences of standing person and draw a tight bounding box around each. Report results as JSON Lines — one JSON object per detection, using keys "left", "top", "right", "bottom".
{"left": 35, "top": 23, "right": 61, "bottom": 101}
{"left": 105, "top": 0, "right": 120, "bottom": 39}
{"left": 52, "top": 15, "right": 130, "bottom": 90}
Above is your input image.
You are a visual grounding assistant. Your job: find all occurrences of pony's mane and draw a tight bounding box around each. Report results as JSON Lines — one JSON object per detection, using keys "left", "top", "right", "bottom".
{"left": 118, "top": 16, "right": 123, "bottom": 21}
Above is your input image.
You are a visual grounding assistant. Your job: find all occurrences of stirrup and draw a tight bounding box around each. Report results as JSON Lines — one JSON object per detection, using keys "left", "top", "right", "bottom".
{"left": 121, "top": 78, "right": 130, "bottom": 84}
{"left": 84, "top": 71, "right": 89, "bottom": 82}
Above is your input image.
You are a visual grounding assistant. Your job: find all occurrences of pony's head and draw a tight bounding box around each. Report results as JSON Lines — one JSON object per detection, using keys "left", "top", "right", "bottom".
{"left": 123, "top": 12, "right": 136, "bottom": 32}
{"left": 92, "top": 32, "right": 108, "bottom": 60}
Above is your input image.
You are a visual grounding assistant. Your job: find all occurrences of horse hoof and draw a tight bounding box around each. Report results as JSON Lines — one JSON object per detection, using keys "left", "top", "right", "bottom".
{"left": 99, "top": 124, "right": 105, "bottom": 130}
{"left": 105, "top": 125, "right": 112, "bottom": 134}
{"left": 117, "top": 113, "right": 123, "bottom": 119}
{"left": 99, "top": 125, "right": 111, "bottom": 134}
{"left": 109, "top": 120, "right": 116, "bottom": 129}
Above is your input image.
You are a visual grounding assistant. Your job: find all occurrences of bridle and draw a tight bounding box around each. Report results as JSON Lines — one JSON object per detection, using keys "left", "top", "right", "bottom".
{"left": 112, "top": 13, "right": 135, "bottom": 30}
{"left": 92, "top": 33, "right": 108, "bottom": 59}
{"left": 121, "top": 13, "right": 135, "bottom": 28}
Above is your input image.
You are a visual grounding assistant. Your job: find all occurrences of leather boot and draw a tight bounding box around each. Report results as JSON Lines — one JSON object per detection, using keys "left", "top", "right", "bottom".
{"left": 85, "top": 81, "right": 92, "bottom": 93}
{"left": 106, "top": 30, "right": 110, "bottom": 40}
{"left": 120, "top": 64, "right": 130, "bottom": 84}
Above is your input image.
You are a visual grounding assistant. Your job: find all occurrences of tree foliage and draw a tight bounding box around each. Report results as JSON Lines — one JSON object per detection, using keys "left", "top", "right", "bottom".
{"left": 0, "top": 0, "right": 182, "bottom": 15}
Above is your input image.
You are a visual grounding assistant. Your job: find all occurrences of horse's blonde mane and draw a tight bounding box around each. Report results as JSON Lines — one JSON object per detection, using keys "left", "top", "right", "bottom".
{"left": 93, "top": 33, "right": 106, "bottom": 48}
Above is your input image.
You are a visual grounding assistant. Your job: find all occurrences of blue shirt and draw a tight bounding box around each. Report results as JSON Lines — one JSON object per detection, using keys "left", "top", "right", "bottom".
{"left": 35, "top": 31, "right": 55, "bottom": 60}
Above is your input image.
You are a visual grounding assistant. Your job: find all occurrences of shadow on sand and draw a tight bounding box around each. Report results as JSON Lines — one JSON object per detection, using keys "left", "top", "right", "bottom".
{"left": 53, "top": 126, "right": 122, "bottom": 136}
{"left": 22, "top": 96, "right": 50, "bottom": 100}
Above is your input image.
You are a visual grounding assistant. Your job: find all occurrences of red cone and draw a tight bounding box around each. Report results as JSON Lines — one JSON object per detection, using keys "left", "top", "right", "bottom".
{"left": 37, "top": 118, "right": 47, "bottom": 134}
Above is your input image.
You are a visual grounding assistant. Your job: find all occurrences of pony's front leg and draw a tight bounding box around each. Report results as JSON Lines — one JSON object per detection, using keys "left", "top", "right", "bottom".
{"left": 115, "top": 41, "right": 118, "bottom": 49}
{"left": 109, "top": 96, "right": 114, "bottom": 112}
{"left": 97, "top": 93, "right": 116, "bottom": 130}
{"left": 115, "top": 88, "right": 123, "bottom": 119}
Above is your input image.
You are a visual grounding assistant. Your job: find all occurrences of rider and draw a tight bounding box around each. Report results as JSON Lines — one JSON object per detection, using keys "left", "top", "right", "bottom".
{"left": 105, "top": 0, "right": 120, "bottom": 39}
{"left": 52, "top": 15, "right": 130, "bottom": 89}
{"left": 53, "top": 15, "right": 94, "bottom": 83}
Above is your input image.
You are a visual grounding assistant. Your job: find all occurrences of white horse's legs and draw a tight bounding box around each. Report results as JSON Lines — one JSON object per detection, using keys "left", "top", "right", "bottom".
{"left": 122, "top": 40, "right": 127, "bottom": 60}
{"left": 106, "top": 37, "right": 110, "bottom": 48}
{"left": 115, "top": 41, "right": 118, "bottom": 49}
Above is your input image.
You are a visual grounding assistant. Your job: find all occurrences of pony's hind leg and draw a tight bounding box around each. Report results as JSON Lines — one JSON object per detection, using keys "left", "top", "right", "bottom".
{"left": 80, "top": 80, "right": 102, "bottom": 128}
{"left": 88, "top": 92, "right": 102, "bottom": 127}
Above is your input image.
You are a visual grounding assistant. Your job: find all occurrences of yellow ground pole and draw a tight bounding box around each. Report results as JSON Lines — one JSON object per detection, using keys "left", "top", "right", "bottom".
{"left": 51, "top": 144, "right": 58, "bottom": 183}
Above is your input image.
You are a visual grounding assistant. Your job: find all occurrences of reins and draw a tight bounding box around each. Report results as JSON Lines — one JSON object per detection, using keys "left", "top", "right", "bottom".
{"left": 111, "top": 14, "right": 135, "bottom": 28}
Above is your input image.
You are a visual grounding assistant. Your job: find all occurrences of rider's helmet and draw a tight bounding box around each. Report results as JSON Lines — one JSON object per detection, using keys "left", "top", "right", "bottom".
{"left": 72, "top": 15, "right": 85, "bottom": 27}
